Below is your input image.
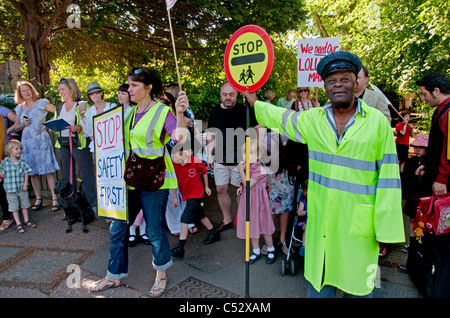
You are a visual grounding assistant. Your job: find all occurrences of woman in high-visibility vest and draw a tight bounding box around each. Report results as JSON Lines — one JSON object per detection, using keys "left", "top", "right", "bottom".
{"left": 91, "top": 67, "right": 188, "bottom": 297}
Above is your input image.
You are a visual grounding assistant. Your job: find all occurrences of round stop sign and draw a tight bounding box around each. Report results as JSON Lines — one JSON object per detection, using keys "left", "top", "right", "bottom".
{"left": 224, "top": 25, "right": 274, "bottom": 93}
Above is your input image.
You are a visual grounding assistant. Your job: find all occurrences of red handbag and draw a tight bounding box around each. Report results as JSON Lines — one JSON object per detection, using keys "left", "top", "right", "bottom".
{"left": 415, "top": 194, "right": 450, "bottom": 236}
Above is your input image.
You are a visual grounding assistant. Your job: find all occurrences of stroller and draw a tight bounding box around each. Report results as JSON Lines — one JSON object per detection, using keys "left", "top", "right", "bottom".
{"left": 281, "top": 174, "right": 307, "bottom": 276}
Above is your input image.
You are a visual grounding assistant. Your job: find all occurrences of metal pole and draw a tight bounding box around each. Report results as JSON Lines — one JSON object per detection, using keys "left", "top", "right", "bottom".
{"left": 245, "top": 96, "right": 250, "bottom": 298}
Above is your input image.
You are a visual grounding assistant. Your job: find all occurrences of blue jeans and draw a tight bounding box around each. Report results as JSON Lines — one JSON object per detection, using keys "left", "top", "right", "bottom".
{"left": 139, "top": 189, "right": 172, "bottom": 270}
{"left": 306, "top": 282, "right": 373, "bottom": 298}
{"left": 106, "top": 189, "right": 173, "bottom": 279}
{"left": 106, "top": 189, "right": 172, "bottom": 279}
{"left": 107, "top": 220, "right": 129, "bottom": 280}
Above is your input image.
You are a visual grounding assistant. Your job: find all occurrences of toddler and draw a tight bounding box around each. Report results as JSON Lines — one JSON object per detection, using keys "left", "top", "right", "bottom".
{"left": 236, "top": 139, "right": 276, "bottom": 264}
{"left": 297, "top": 179, "right": 308, "bottom": 257}
{"left": 170, "top": 144, "right": 220, "bottom": 258}
{"left": 401, "top": 133, "right": 431, "bottom": 252}
{"left": 0, "top": 140, "right": 36, "bottom": 233}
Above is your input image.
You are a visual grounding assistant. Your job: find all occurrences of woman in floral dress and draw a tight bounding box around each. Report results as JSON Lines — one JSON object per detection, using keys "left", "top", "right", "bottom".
{"left": 13, "top": 81, "right": 60, "bottom": 211}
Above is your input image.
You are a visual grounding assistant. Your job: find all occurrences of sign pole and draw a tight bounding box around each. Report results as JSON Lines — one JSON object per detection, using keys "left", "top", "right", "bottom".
{"left": 167, "top": 8, "right": 182, "bottom": 89}
{"left": 223, "top": 24, "right": 274, "bottom": 299}
{"left": 244, "top": 94, "right": 251, "bottom": 298}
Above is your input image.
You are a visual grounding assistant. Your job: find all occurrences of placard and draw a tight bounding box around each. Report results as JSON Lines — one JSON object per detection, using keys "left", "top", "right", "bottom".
{"left": 93, "top": 106, "right": 127, "bottom": 221}
{"left": 297, "top": 37, "right": 340, "bottom": 87}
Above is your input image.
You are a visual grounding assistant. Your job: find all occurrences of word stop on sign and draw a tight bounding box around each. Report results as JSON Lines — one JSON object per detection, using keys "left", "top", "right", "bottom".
{"left": 96, "top": 114, "right": 122, "bottom": 149}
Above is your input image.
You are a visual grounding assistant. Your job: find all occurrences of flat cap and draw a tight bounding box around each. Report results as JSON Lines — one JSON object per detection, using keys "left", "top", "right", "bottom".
{"left": 317, "top": 51, "right": 362, "bottom": 80}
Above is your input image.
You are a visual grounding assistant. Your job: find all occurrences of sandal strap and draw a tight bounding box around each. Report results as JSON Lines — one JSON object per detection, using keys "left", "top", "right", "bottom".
{"left": 151, "top": 277, "right": 167, "bottom": 292}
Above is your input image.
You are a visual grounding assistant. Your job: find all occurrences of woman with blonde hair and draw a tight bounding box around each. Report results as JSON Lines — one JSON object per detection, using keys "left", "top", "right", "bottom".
{"left": 292, "top": 87, "right": 320, "bottom": 112}
{"left": 13, "top": 80, "right": 60, "bottom": 211}
{"left": 51, "top": 77, "right": 97, "bottom": 211}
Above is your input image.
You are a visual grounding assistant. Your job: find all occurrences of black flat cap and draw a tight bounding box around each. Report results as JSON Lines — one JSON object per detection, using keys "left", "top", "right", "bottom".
{"left": 317, "top": 51, "right": 362, "bottom": 80}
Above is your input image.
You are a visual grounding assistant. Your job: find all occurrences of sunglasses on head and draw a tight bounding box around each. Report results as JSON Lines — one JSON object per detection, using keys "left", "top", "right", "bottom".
{"left": 133, "top": 68, "right": 144, "bottom": 75}
{"left": 59, "top": 78, "right": 67, "bottom": 83}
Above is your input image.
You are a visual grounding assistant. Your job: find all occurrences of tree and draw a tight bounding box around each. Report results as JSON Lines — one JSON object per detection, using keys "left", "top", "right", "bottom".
{"left": 305, "top": 0, "right": 449, "bottom": 94}
{"left": 0, "top": 0, "right": 306, "bottom": 98}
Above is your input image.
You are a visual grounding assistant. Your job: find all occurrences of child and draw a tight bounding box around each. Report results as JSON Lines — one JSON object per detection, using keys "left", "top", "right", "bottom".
{"left": 395, "top": 111, "right": 415, "bottom": 172}
{"left": 401, "top": 133, "right": 432, "bottom": 252}
{"left": 0, "top": 140, "right": 36, "bottom": 233}
{"left": 266, "top": 138, "right": 302, "bottom": 255}
{"left": 236, "top": 139, "right": 276, "bottom": 264}
{"left": 170, "top": 144, "right": 221, "bottom": 258}
{"left": 128, "top": 210, "right": 150, "bottom": 247}
{"left": 297, "top": 179, "right": 308, "bottom": 257}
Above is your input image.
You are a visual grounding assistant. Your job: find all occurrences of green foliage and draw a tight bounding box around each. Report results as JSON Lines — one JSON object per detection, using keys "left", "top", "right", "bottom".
{"left": 0, "top": 0, "right": 308, "bottom": 121}
{"left": 305, "top": 0, "right": 449, "bottom": 126}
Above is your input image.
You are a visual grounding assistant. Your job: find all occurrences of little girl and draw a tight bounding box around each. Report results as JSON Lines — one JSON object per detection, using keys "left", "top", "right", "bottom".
{"left": 236, "top": 139, "right": 276, "bottom": 264}
{"left": 297, "top": 179, "right": 308, "bottom": 257}
{"left": 0, "top": 140, "right": 36, "bottom": 233}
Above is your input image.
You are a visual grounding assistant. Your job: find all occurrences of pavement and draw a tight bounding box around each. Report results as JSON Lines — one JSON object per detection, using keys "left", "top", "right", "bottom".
{"left": 0, "top": 183, "right": 422, "bottom": 304}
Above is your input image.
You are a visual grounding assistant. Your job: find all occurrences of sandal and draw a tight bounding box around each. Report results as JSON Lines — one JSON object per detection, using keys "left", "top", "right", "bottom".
{"left": 90, "top": 277, "right": 121, "bottom": 293}
{"left": 280, "top": 242, "right": 289, "bottom": 256}
{"left": 149, "top": 276, "right": 167, "bottom": 297}
{"left": 25, "top": 221, "right": 37, "bottom": 228}
{"left": 31, "top": 198, "right": 42, "bottom": 211}
{"left": 16, "top": 224, "right": 24, "bottom": 234}
{"left": 52, "top": 199, "right": 60, "bottom": 212}
{"left": 0, "top": 219, "right": 13, "bottom": 231}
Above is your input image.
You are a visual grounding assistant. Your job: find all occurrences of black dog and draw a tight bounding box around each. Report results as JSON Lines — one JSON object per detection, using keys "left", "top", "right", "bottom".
{"left": 54, "top": 179, "right": 95, "bottom": 233}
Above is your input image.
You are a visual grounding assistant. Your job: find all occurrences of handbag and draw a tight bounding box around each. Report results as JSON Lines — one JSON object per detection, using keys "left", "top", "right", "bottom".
{"left": 58, "top": 135, "right": 81, "bottom": 148}
{"left": 415, "top": 194, "right": 450, "bottom": 236}
{"left": 124, "top": 150, "right": 166, "bottom": 191}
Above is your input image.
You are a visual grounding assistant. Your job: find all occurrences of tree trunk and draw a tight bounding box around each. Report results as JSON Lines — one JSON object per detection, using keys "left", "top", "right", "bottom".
{"left": 19, "top": 2, "right": 50, "bottom": 96}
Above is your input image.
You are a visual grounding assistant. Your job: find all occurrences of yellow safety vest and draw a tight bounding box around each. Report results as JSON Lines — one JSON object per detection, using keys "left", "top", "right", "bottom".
{"left": 124, "top": 102, "right": 177, "bottom": 190}
{"left": 255, "top": 99, "right": 404, "bottom": 296}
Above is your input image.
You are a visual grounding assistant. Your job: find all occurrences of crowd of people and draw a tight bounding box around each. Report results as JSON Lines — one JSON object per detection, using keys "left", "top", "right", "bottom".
{"left": 0, "top": 51, "right": 449, "bottom": 298}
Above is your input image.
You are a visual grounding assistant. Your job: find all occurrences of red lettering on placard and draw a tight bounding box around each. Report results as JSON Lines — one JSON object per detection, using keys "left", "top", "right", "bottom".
{"left": 308, "top": 72, "right": 322, "bottom": 82}
{"left": 298, "top": 57, "right": 322, "bottom": 71}
{"left": 96, "top": 114, "right": 122, "bottom": 149}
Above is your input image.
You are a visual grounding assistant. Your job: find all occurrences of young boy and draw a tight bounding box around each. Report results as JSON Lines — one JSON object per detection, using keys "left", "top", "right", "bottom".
{"left": 401, "top": 133, "right": 431, "bottom": 252}
{"left": 396, "top": 111, "right": 415, "bottom": 172}
{"left": 0, "top": 140, "right": 36, "bottom": 233}
{"left": 170, "top": 144, "right": 220, "bottom": 258}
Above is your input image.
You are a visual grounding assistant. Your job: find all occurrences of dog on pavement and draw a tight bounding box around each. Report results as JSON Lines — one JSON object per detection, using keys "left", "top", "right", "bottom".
{"left": 54, "top": 179, "right": 95, "bottom": 233}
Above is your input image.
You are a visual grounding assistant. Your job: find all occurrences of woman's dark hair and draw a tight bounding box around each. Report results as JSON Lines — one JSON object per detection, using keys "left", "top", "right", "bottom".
{"left": 117, "top": 84, "right": 135, "bottom": 106}
{"left": 127, "top": 67, "right": 164, "bottom": 98}
{"left": 416, "top": 72, "right": 450, "bottom": 95}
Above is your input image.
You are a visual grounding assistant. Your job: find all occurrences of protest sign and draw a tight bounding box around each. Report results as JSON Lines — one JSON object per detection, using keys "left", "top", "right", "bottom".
{"left": 297, "top": 37, "right": 340, "bottom": 87}
{"left": 93, "top": 106, "right": 127, "bottom": 221}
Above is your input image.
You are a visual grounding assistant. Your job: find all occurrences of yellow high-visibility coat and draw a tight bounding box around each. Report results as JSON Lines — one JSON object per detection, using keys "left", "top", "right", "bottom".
{"left": 255, "top": 99, "right": 404, "bottom": 295}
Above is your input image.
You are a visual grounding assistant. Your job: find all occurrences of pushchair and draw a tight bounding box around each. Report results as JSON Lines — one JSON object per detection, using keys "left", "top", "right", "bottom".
{"left": 281, "top": 188, "right": 307, "bottom": 276}
{"left": 281, "top": 207, "right": 306, "bottom": 276}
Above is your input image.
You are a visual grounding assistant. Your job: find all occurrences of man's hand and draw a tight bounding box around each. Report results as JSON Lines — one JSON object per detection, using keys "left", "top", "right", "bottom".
{"left": 243, "top": 91, "right": 258, "bottom": 107}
